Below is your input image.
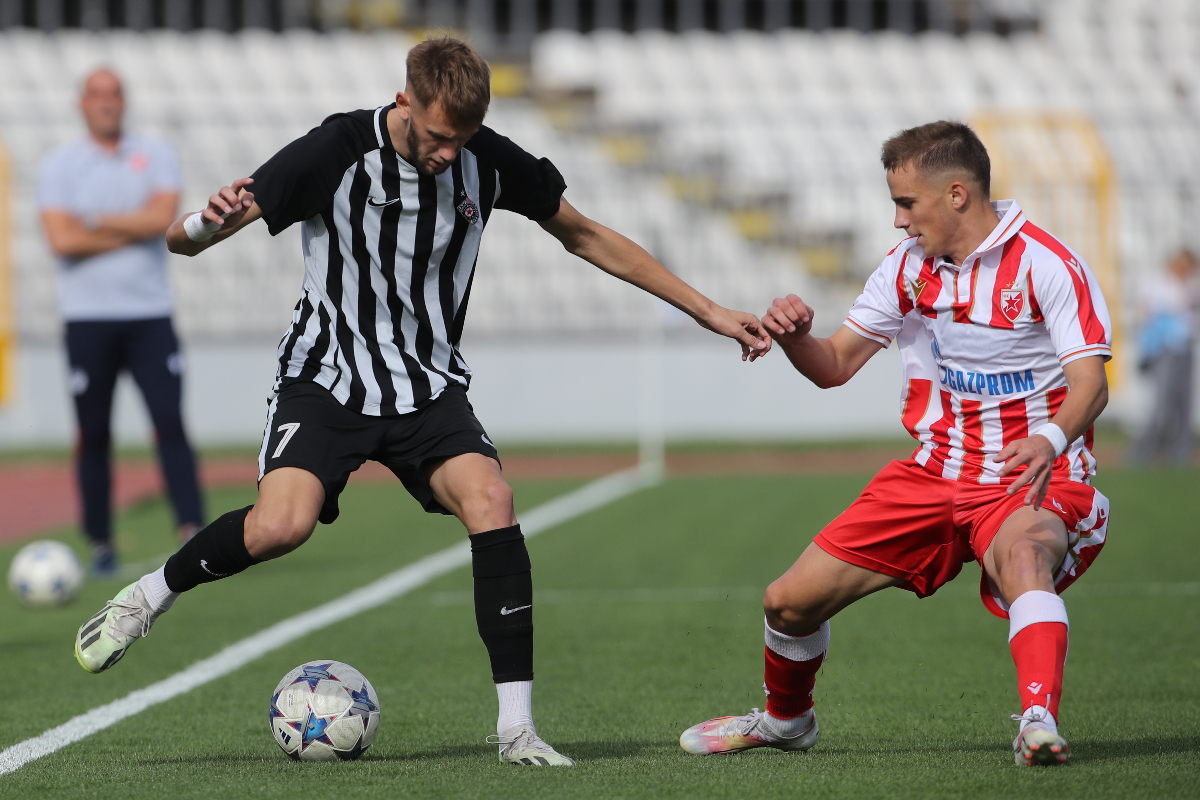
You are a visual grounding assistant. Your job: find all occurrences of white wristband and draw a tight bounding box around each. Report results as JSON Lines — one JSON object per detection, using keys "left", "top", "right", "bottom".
{"left": 183, "top": 212, "right": 222, "bottom": 243}
{"left": 1033, "top": 423, "right": 1069, "bottom": 458}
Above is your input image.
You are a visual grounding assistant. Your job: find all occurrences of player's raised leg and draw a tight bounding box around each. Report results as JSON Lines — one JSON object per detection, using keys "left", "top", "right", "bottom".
{"left": 74, "top": 468, "right": 323, "bottom": 673}
{"left": 426, "top": 453, "right": 575, "bottom": 766}
{"left": 680, "top": 543, "right": 899, "bottom": 755}
{"left": 983, "top": 506, "right": 1072, "bottom": 766}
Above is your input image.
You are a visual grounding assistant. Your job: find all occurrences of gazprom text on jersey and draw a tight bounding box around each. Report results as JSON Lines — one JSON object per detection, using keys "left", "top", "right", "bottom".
{"left": 939, "top": 366, "right": 1036, "bottom": 396}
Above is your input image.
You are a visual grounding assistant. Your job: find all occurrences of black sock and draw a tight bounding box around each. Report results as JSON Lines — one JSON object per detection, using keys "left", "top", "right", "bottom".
{"left": 471, "top": 524, "right": 534, "bottom": 683}
{"left": 163, "top": 506, "right": 259, "bottom": 593}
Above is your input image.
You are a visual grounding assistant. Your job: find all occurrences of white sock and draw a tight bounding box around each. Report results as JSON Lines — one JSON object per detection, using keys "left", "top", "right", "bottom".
{"left": 138, "top": 565, "right": 179, "bottom": 615}
{"left": 1007, "top": 590, "right": 1068, "bottom": 642}
{"left": 763, "top": 707, "right": 814, "bottom": 739}
{"left": 496, "top": 680, "right": 533, "bottom": 736}
{"left": 764, "top": 618, "right": 830, "bottom": 661}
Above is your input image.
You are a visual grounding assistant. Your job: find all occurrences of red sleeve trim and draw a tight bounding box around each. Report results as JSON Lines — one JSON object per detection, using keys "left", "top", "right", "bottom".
{"left": 844, "top": 318, "right": 892, "bottom": 344}
{"left": 1059, "top": 345, "right": 1112, "bottom": 364}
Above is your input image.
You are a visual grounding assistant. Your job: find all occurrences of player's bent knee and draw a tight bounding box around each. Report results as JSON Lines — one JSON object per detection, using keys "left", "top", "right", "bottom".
{"left": 998, "top": 538, "right": 1058, "bottom": 580}
{"left": 483, "top": 480, "right": 514, "bottom": 512}
{"left": 763, "top": 581, "right": 822, "bottom": 635}
{"left": 460, "top": 479, "right": 514, "bottom": 520}
{"left": 245, "top": 508, "right": 315, "bottom": 560}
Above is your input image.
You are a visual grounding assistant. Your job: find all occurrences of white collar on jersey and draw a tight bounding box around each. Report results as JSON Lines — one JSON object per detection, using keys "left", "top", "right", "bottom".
{"left": 936, "top": 199, "right": 1027, "bottom": 270}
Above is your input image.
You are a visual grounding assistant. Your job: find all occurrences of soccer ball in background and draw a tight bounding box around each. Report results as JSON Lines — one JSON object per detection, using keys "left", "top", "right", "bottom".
{"left": 270, "top": 660, "right": 381, "bottom": 761}
{"left": 7, "top": 540, "right": 84, "bottom": 607}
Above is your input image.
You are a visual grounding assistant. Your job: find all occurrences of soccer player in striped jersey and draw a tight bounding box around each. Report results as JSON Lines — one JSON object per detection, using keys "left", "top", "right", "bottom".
{"left": 680, "top": 121, "right": 1111, "bottom": 767}
{"left": 73, "top": 37, "right": 770, "bottom": 767}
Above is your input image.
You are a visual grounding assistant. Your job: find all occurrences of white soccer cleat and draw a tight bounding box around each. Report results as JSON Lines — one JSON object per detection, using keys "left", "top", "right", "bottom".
{"left": 489, "top": 725, "right": 577, "bottom": 766}
{"left": 1012, "top": 709, "right": 1069, "bottom": 766}
{"left": 680, "top": 707, "right": 819, "bottom": 755}
{"left": 74, "top": 582, "right": 159, "bottom": 674}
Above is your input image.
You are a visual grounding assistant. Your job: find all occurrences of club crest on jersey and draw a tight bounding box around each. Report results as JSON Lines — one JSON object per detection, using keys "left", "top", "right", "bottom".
{"left": 457, "top": 191, "right": 480, "bottom": 226}
{"left": 1000, "top": 287, "right": 1024, "bottom": 322}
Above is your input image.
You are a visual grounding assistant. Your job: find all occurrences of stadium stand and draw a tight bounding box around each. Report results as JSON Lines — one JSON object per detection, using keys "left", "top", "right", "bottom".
{"left": 0, "top": 29, "right": 807, "bottom": 340}
{"left": 533, "top": 0, "right": 1200, "bottom": 300}
{"left": 1, "top": 1, "right": 1196, "bottom": 343}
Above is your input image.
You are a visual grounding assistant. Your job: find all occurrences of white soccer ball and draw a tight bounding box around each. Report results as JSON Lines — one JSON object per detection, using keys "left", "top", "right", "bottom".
{"left": 270, "top": 660, "right": 381, "bottom": 761}
{"left": 7, "top": 540, "right": 84, "bottom": 607}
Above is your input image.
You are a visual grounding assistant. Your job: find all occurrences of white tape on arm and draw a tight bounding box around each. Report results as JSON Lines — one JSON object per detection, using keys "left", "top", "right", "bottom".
{"left": 183, "top": 211, "right": 224, "bottom": 243}
{"left": 1033, "top": 423, "right": 1069, "bottom": 457}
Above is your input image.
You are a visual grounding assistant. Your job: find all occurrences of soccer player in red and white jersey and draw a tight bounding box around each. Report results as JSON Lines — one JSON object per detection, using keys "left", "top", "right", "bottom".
{"left": 679, "top": 121, "right": 1111, "bottom": 766}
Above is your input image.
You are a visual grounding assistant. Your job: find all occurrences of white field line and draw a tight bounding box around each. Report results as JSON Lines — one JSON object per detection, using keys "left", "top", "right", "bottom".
{"left": 0, "top": 466, "right": 657, "bottom": 778}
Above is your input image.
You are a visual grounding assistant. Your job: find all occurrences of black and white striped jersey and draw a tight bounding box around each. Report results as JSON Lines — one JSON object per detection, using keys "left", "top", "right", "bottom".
{"left": 249, "top": 104, "right": 566, "bottom": 416}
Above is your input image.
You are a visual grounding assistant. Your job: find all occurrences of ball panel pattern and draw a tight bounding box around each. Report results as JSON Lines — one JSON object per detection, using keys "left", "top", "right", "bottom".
{"left": 269, "top": 660, "right": 381, "bottom": 762}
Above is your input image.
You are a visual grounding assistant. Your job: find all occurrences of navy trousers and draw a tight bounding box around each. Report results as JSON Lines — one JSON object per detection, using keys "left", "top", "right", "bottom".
{"left": 65, "top": 317, "right": 204, "bottom": 545}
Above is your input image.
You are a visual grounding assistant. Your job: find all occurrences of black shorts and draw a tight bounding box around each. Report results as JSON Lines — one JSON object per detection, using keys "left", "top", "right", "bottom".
{"left": 257, "top": 380, "right": 499, "bottom": 524}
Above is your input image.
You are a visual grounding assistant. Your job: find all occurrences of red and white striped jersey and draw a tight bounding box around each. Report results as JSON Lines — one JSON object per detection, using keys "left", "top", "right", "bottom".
{"left": 845, "top": 200, "right": 1113, "bottom": 484}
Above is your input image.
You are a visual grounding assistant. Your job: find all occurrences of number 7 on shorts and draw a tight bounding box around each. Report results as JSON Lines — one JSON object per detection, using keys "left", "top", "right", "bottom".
{"left": 272, "top": 422, "right": 301, "bottom": 458}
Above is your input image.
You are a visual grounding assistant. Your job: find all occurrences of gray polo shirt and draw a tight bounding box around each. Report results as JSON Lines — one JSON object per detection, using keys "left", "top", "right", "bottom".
{"left": 38, "top": 132, "right": 181, "bottom": 322}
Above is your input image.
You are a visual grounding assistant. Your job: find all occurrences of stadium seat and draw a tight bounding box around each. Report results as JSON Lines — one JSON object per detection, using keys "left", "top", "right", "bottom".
{"left": 3, "top": 15, "right": 1197, "bottom": 343}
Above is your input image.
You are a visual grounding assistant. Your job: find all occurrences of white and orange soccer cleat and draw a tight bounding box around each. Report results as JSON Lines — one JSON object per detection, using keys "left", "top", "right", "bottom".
{"left": 1012, "top": 709, "right": 1069, "bottom": 766}
{"left": 679, "top": 708, "right": 818, "bottom": 755}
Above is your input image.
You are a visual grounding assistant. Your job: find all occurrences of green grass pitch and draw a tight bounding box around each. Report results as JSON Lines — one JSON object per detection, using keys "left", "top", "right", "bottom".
{"left": 0, "top": 467, "right": 1196, "bottom": 798}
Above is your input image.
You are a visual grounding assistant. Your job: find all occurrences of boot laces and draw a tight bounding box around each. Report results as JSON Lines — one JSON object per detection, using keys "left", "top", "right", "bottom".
{"left": 107, "top": 590, "right": 153, "bottom": 639}
{"left": 719, "top": 708, "right": 768, "bottom": 739}
{"left": 487, "top": 726, "right": 553, "bottom": 756}
{"left": 1010, "top": 708, "right": 1046, "bottom": 725}
{"left": 1011, "top": 694, "right": 1053, "bottom": 726}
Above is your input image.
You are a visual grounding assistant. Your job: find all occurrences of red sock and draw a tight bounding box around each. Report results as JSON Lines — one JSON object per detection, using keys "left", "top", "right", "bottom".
{"left": 1010, "top": 622, "right": 1068, "bottom": 720}
{"left": 764, "top": 646, "right": 824, "bottom": 719}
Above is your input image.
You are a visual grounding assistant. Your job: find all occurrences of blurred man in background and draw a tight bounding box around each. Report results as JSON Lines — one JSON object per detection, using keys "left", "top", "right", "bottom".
{"left": 38, "top": 68, "right": 204, "bottom": 576}
{"left": 1131, "top": 249, "right": 1198, "bottom": 465}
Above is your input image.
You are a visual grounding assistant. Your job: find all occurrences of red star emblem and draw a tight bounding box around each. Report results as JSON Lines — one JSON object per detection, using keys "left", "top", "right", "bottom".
{"left": 1000, "top": 288, "right": 1023, "bottom": 322}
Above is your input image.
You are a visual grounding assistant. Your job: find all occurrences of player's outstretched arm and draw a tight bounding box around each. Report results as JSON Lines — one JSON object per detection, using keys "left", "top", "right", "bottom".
{"left": 166, "top": 177, "right": 260, "bottom": 257}
{"left": 762, "top": 294, "right": 883, "bottom": 387}
{"left": 539, "top": 198, "right": 771, "bottom": 361}
{"left": 997, "top": 355, "right": 1108, "bottom": 508}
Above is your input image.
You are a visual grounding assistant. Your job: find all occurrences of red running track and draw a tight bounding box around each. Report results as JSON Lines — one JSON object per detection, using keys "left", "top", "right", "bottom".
{"left": 0, "top": 460, "right": 260, "bottom": 545}
{"left": 0, "top": 454, "right": 639, "bottom": 545}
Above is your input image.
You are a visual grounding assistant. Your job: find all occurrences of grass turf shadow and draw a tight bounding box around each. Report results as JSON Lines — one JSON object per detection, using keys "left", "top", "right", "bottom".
{"left": 358, "top": 738, "right": 662, "bottom": 763}
{"left": 131, "top": 739, "right": 662, "bottom": 767}
{"left": 1070, "top": 735, "right": 1200, "bottom": 762}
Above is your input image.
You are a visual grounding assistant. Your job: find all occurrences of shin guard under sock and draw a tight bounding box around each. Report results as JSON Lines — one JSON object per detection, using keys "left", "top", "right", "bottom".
{"left": 471, "top": 525, "right": 534, "bottom": 683}
{"left": 163, "top": 506, "right": 259, "bottom": 593}
{"left": 1008, "top": 590, "right": 1069, "bottom": 729}
{"left": 763, "top": 619, "right": 829, "bottom": 721}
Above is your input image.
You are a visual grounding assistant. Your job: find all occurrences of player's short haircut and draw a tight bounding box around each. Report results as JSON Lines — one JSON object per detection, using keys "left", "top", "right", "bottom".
{"left": 405, "top": 37, "right": 491, "bottom": 129}
{"left": 881, "top": 121, "right": 991, "bottom": 197}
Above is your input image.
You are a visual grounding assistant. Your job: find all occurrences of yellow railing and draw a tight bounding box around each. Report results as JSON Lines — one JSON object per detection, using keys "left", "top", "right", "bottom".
{"left": 973, "top": 111, "right": 1121, "bottom": 387}
{"left": 0, "top": 134, "right": 12, "bottom": 405}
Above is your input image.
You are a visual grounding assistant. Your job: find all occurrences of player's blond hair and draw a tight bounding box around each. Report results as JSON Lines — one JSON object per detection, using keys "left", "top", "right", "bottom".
{"left": 881, "top": 121, "right": 991, "bottom": 197}
{"left": 405, "top": 37, "right": 491, "bottom": 129}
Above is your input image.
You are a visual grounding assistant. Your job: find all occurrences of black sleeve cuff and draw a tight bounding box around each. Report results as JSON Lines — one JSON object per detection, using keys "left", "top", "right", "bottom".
{"left": 525, "top": 158, "right": 567, "bottom": 222}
